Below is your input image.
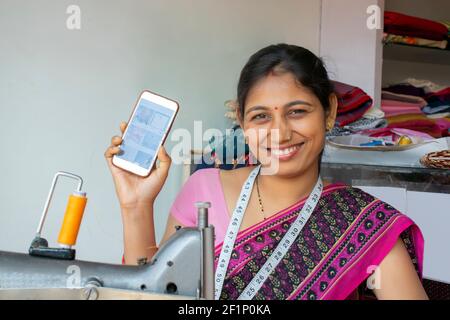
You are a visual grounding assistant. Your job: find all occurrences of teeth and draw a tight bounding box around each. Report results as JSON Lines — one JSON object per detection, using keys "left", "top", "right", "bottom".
{"left": 270, "top": 144, "right": 300, "bottom": 156}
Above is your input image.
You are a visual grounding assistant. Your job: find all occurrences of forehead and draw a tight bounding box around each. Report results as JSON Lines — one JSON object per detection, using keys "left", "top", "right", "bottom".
{"left": 245, "top": 72, "right": 318, "bottom": 106}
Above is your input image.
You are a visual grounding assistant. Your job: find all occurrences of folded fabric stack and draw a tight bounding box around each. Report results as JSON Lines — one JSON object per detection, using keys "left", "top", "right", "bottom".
{"left": 384, "top": 11, "right": 449, "bottom": 49}
{"left": 328, "top": 79, "right": 450, "bottom": 138}
{"left": 381, "top": 99, "right": 424, "bottom": 117}
{"left": 382, "top": 91, "right": 428, "bottom": 106}
{"left": 383, "top": 33, "right": 448, "bottom": 50}
{"left": 332, "top": 80, "right": 373, "bottom": 127}
{"left": 383, "top": 79, "right": 450, "bottom": 138}
{"left": 385, "top": 114, "right": 444, "bottom": 138}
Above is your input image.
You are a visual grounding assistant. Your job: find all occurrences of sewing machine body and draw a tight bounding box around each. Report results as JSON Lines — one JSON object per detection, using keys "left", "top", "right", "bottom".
{"left": 0, "top": 171, "right": 215, "bottom": 300}
{"left": 0, "top": 223, "right": 215, "bottom": 300}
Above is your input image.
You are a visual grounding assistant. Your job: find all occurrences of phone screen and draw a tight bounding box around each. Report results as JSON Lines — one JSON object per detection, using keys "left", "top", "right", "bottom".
{"left": 117, "top": 98, "right": 175, "bottom": 169}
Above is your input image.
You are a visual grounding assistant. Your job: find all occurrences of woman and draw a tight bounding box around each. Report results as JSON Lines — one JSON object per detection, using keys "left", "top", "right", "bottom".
{"left": 104, "top": 44, "right": 427, "bottom": 300}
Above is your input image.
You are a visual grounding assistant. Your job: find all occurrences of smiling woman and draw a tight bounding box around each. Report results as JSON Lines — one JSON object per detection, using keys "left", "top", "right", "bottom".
{"left": 107, "top": 43, "right": 428, "bottom": 300}
{"left": 235, "top": 45, "right": 337, "bottom": 178}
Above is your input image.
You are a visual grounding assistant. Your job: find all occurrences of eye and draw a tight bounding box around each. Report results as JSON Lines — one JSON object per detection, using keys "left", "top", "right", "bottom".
{"left": 288, "top": 109, "right": 306, "bottom": 116}
{"left": 251, "top": 113, "right": 269, "bottom": 121}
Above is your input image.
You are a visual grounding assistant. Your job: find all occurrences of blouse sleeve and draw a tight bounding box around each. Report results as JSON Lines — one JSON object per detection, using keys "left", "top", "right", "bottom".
{"left": 169, "top": 170, "right": 203, "bottom": 226}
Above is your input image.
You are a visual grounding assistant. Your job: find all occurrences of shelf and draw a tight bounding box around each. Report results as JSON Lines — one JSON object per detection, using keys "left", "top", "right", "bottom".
{"left": 383, "top": 42, "right": 450, "bottom": 65}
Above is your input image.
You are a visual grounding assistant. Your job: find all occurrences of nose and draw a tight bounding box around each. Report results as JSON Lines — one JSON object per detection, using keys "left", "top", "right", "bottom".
{"left": 270, "top": 115, "right": 292, "bottom": 146}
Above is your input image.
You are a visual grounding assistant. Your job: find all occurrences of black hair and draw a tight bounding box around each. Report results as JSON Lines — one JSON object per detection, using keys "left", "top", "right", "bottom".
{"left": 237, "top": 44, "right": 333, "bottom": 174}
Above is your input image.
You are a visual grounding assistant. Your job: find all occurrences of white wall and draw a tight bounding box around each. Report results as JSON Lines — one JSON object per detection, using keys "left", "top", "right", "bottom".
{"left": 320, "top": 0, "right": 384, "bottom": 110}
{"left": 0, "top": 0, "right": 321, "bottom": 263}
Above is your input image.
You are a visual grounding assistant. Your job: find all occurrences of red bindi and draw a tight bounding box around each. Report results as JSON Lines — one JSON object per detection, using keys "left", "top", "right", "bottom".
{"left": 275, "top": 106, "right": 278, "bottom": 110}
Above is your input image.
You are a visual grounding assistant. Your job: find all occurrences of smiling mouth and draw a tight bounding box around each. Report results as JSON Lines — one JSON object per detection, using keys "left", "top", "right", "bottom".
{"left": 265, "top": 142, "right": 305, "bottom": 157}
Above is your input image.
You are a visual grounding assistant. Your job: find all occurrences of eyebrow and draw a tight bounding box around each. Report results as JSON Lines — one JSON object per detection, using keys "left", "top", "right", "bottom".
{"left": 245, "top": 100, "right": 313, "bottom": 115}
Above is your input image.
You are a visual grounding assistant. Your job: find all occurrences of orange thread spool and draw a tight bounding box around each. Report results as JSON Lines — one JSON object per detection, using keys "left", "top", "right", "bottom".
{"left": 57, "top": 192, "right": 87, "bottom": 247}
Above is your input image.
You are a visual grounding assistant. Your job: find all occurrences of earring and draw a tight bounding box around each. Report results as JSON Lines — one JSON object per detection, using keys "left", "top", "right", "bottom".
{"left": 326, "top": 122, "right": 333, "bottom": 131}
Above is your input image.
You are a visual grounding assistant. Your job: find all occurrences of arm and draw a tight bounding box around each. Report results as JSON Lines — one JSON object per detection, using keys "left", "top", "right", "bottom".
{"left": 159, "top": 213, "right": 185, "bottom": 247}
{"left": 373, "top": 238, "right": 428, "bottom": 300}
{"left": 121, "top": 204, "right": 157, "bottom": 265}
{"left": 122, "top": 208, "right": 184, "bottom": 265}
{"left": 105, "top": 121, "right": 175, "bottom": 266}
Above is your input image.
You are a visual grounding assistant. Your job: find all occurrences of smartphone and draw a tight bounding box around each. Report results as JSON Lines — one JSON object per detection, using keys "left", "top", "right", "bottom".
{"left": 112, "top": 90, "right": 179, "bottom": 177}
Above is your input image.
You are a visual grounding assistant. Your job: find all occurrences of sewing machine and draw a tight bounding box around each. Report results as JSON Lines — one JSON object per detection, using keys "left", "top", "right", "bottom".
{"left": 0, "top": 172, "right": 215, "bottom": 300}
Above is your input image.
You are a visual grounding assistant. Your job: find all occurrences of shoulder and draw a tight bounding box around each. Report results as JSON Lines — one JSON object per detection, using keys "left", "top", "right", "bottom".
{"left": 185, "top": 166, "right": 253, "bottom": 189}
{"left": 321, "top": 184, "right": 412, "bottom": 223}
{"left": 342, "top": 185, "right": 404, "bottom": 214}
{"left": 218, "top": 166, "right": 255, "bottom": 187}
{"left": 188, "top": 167, "right": 221, "bottom": 183}
{"left": 320, "top": 183, "right": 379, "bottom": 207}
{"left": 332, "top": 185, "right": 418, "bottom": 232}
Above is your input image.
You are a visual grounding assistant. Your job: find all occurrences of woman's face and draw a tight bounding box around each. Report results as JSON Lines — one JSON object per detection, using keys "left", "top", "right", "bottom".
{"left": 239, "top": 72, "right": 337, "bottom": 177}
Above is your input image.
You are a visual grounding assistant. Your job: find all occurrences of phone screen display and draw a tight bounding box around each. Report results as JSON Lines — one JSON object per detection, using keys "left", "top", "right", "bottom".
{"left": 117, "top": 98, "right": 175, "bottom": 169}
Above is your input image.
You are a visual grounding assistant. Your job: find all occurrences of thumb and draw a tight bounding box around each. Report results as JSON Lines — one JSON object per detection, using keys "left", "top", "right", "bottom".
{"left": 156, "top": 145, "right": 171, "bottom": 173}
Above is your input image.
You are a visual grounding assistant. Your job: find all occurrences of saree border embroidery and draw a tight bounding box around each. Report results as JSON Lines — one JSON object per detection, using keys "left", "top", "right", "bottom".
{"left": 319, "top": 215, "right": 405, "bottom": 300}
{"left": 292, "top": 202, "right": 403, "bottom": 300}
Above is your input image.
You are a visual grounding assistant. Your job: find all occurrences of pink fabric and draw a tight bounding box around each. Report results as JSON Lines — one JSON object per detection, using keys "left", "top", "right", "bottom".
{"left": 381, "top": 99, "right": 424, "bottom": 117}
{"left": 435, "top": 118, "right": 450, "bottom": 136}
{"left": 170, "top": 168, "right": 230, "bottom": 248}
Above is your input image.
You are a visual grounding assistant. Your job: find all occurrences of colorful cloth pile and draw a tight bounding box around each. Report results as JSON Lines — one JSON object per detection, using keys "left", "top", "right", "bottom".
{"left": 332, "top": 81, "right": 373, "bottom": 127}
{"left": 382, "top": 79, "right": 450, "bottom": 138}
{"left": 385, "top": 114, "right": 445, "bottom": 138}
{"left": 383, "top": 11, "right": 449, "bottom": 49}
{"left": 327, "top": 79, "right": 450, "bottom": 139}
{"left": 383, "top": 33, "right": 447, "bottom": 49}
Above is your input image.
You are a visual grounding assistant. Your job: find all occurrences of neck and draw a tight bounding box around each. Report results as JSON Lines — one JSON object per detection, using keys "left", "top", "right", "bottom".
{"left": 257, "top": 162, "right": 321, "bottom": 204}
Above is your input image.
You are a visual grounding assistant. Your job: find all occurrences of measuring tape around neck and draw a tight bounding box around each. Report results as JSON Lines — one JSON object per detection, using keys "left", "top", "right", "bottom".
{"left": 214, "top": 165, "right": 323, "bottom": 300}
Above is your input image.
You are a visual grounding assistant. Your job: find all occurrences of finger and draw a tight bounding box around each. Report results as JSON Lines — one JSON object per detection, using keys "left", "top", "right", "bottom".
{"left": 111, "top": 135, "right": 123, "bottom": 146}
{"left": 156, "top": 145, "right": 171, "bottom": 172}
{"left": 158, "top": 145, "right": 171, "bottom": 162}
{"left": 104, "top": 145, "right": 121, "bottom": 159}
{"left": 120, "top": 121, "right": 127, "bottom": 134}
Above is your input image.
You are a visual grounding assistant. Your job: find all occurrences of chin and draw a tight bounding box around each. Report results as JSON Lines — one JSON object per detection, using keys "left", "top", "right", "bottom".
{"left": 259, "top": 152, "right": 319, "bottom": 178}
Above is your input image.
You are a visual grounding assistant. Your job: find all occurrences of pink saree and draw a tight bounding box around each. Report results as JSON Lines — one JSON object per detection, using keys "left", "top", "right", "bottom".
{"left": 214, "top": 183, "right": 424, "bottom": 300}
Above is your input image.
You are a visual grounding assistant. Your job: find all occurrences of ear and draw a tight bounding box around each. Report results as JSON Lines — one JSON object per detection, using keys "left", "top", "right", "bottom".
{"left": 325, "top": 93, "right": 338, "bottom": 130}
